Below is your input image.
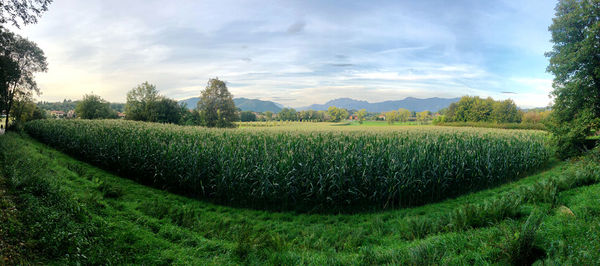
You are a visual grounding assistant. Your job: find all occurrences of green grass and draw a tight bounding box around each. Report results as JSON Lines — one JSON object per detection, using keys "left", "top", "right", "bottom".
{"left": 1, "top": 132, "right": 599, "bottom": 264}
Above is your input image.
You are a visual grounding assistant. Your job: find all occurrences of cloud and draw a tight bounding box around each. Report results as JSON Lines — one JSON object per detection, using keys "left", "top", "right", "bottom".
{"left": 15, "top": 0, "right": 556, "bottom": 108}
{"left": 330, "top": 63, "right": 354, "bottom": 67}
{"left": 286, "top": 20, "right": 306, "bottom": 34}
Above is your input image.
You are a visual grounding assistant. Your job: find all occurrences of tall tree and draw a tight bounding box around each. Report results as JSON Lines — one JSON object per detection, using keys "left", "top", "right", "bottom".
{"left": 278, "top": 108, "right": 297, "bottom": 121}
{"left": 356, "top": 109, "right": 367, "bottom": 124}
{"left": 75, "top": 94, "right": 116, "bottom": 119}
{"left": 264, "top": 111, "right": 273, "bottom": 121}
{"left": 125, "top": 82, "right": 159, "bottom": 121}
{"left": 125, "top": 82, "right": 185, "bottom": 124}
{"left": 385, "top": 110, "right": 399, "bottom": 125}
{"left": 546, "top": 0, "right": 600, "bottom": 158}
{"left": 397, "top": 108, "right": 411, "bottom": 122}
{"left": 327, "top": 106, "right": 348, "bottom": 122}
{"left": 240, "top": 111, "right": 257, "bottom": 122}
{"left": 0, "top": 30, "right": 47, "bottom": 129}
{"left": 148, "top": 97, "right": 186, "bottom": 124}
{"left": 417, "top": 110, "right": 431, "bottom": 124}
{"left": 491, "top": 99, "right": 521, "bottom": 123}
{"left": 197, "top": 78, "right": 238, "bottom": 127}
{"left": 0, "top": 0, "right": 53, "bottom": 28}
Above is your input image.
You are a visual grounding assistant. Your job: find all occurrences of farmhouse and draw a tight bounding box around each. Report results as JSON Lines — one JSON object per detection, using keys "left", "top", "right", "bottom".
{"left": 50, "top": 110, "right": 65, "bottom": 118}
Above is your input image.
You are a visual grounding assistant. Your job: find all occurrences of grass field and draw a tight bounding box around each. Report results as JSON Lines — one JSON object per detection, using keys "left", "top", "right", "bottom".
{"left": 1, "top": 132, "right": 599, "bottom": 264}
{"left": 24, "top": 119, "right": 551, "bottom": 211}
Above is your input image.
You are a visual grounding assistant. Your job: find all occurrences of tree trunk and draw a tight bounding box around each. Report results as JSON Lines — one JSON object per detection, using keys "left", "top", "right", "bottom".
{"left": 4, "top": 84, "right": 16, "bottom": 130}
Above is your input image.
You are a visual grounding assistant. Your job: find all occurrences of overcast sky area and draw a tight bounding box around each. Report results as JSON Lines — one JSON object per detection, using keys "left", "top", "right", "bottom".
{"left": 13, "top": 0, "right": 557, "bottom": 108}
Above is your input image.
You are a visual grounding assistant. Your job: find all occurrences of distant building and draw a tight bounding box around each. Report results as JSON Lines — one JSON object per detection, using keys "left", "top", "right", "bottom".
{"left": 66, "top": 110, "right": 76, "bottom": 118}
{"left": 349, "top": 114, "right": 358, "bottom": 120}
{"left": 50, "top": 110, "right": 65, "bottom": 118}
{"left": 117, "top": 112, "right": 126, "bottom": 118}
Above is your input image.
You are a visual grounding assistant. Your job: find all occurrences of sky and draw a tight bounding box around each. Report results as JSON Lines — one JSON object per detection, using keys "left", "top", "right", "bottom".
{"left": 13, "top": 0, "right": 558, "bottom": 108}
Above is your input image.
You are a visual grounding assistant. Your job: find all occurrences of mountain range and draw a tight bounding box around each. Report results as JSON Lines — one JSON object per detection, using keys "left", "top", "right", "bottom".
{"left": 179, "top": 97, "right": 283, "bottom": 113}
{"left": 178, "top": 96, "right": 461, "bottom": 113}
{"left": 298, "top": 97, "right": 460, "bottom": 112}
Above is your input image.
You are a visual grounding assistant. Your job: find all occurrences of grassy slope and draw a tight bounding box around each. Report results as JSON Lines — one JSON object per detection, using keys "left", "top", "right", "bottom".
{"left": 1, "top": 132, "right": 599, "bottom": 264}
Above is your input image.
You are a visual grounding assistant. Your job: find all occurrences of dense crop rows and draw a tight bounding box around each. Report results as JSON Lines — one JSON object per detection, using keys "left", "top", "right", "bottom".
{"left": 25, "top": 120, "right": 551, "bottom": 211}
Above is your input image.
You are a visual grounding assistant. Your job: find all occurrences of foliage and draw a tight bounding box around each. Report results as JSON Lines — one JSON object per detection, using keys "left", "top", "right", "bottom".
{"left": 546, "top": 109, "right": 599, "bottom": 159}
{"left": 125, "top": 82, "right": 186, "bottom": 124}
{"left": 491, "top": 100, "right": 522, "bottom": 123}
{"left": 0, "top": 28, "right": 47, "bottom": 129}
{"left": 434, "top": 121, "right": 547, "bottom": 130}
{"left": 445, "top": 96, "right": 521, "bottom": 123}
{"left": 37, "top": 99, "right": 78, "bottom": 112}
{"left": 240, "top": 111, "right": 257, "bottom": 122}
{"left": 397, "top": 108, "right": 411, "bottom": 122}
{"left": 278, "top": 108, "right": 297, "bottom": 121}
{"left": 263, "top": 111, "right": 273, "bottom": 121}
{"left": 25, "top": 119, "right": 551, "bottom": 211}
{"left": 298, "top": 109, "right": 326, "bottom": 122}
{"left": 197, "top": 78, "right": 238, "bottom": 127}
{"left": 327, "top": 106, "right": 348, "bottom": 122}
{"left": 385, "top": 110, "right": 398, "bottom": 124}
{"left": 416, "top": 110, "right": 431, "bottom": 123}
{"left": 148, "top": 97, "right": 186, "bottom": 124}
{"left": 0, "top": 0, "right": 52, "bottom": 28}
{"left": 10, "top": 99, "right": 45, "bottom": 125}
{"left": 546, "top": 0, "right": 600, "bottom": 158}
{"left": 522, "top": 109, "right": 552, "bottom": 124}
{"left": 75, "top": 94, "right": 116, "bottom": 119}
{"left": 356, "top": 108, "right": 366, "bottom": 124}
{"left": 125, "top": 81, "right": 159, "bottom": 121}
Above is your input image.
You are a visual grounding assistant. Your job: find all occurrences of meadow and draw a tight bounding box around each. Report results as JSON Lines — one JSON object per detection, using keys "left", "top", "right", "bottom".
{"left": 24, "top": 120, "right": 551, "bottom": 211}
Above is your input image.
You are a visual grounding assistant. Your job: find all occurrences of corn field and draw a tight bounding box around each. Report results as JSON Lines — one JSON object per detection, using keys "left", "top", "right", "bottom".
{"left": 24, "top": 120, "right": 551, "bottom": 211}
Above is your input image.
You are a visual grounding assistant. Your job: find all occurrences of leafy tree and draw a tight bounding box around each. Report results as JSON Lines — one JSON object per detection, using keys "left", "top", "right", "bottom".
{"left": 125, "top": 82, "right": 186, "bottom": 124}
{"left": 327, "top": 106, "right": 348, "bottom": 122}
{"left": 264, "top": 111, "right": 273, "bottom": 121}
{"left": 12, "top": 99, "right": 45, "bottom": 123}
{"left": 197, "top": 78, "right": 238, "bottom": 127}
{"left": 356, "top": 109, "right": 367, "bottom": 124}
{"left": 491, "top": 99, "right": 521, "bottom": 123}
{"left": 546, "top": 0, "right": 600, "bottom": 158}
{"left": 417, "top": 110, "right": 431, "bottom": 123}
{"left": 445, "top": 96, "right": 522, "bottom": 123}
{"left": 278, "top": 108, "right": 297, "bottom": 121}
{"left": 75, "top": 94, "right": 116, "bottom": 119}
{"left": 181, "top": 109, "right": 202, "bottom": 126}
{"left": 0, "top": 0, "right": 52, "bottom": 28}
{"left": 522, "top": 110, "right": 552, "bottom": 124}
{"left": 125, "top": 82, "right": 159, "bottom": 121}
{"left": 36, "top": 99, "right": 78, "bottom": 112}
{"left": 397, "top": 108, "right": 411, "bottom": 122}
{"left": 240, "top": 111, "right": 257, "bottom": 122}
{"left": 0, "top": 29, "right": 47, "bottom": 129}
{"left": 385, "top": 110, "right": 399, "bottom": 125}
{"left": 148, "top": 97, "right": 185, "bottom": 124}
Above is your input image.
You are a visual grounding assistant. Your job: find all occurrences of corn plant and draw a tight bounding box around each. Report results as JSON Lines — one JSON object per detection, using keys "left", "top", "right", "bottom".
{"left": 24, "top": 120, "right": 551, "bottom": 211}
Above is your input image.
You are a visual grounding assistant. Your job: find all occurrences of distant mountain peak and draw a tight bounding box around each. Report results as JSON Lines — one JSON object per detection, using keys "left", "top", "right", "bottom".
{"left": 298, "top": 97, "right": 460, "bottom": 112}
{"left": 178, "top": 96, "right": 460, "bottom": 113}
{"left": 178, "top": 97, "right": 282, "bottom": 113}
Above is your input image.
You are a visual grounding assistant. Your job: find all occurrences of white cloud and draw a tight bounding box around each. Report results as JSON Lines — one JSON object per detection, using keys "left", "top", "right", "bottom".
{"left": 10, "top": 0, "right": 556, "bottom": 108}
